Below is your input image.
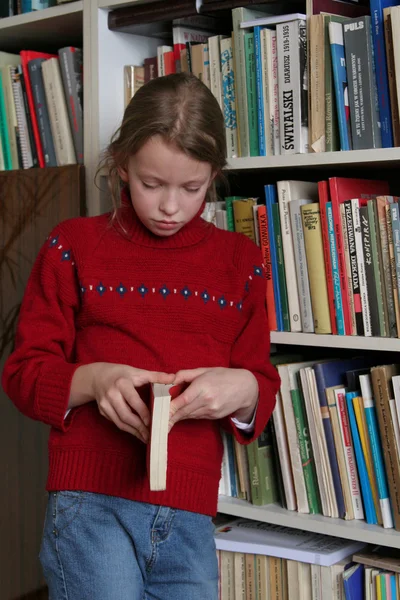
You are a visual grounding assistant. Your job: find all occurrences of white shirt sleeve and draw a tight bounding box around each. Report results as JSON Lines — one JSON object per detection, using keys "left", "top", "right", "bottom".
{"left": 230, "top": 400, "right": 258, "bottom": 433}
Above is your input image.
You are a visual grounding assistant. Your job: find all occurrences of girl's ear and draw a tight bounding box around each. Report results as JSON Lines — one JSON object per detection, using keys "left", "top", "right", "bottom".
{"left": 117, "top": 165, "right": 129, "bottom": 183}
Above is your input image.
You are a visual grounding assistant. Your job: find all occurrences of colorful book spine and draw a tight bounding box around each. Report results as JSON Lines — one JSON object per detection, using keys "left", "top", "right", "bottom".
{"left": 360, "top": 205, "right": 381, "bottom": 336}
{"left": 326, "top": 202, "right": 346, "bottom": 335}
{"left": 351, "top": 199, "right": 372, "bottom": 336}
{"left": 370, "top": 0, "right": 396, "bottom": 148}
{"left": 329, "top": 21, "right": 352, "bottom": 151}
{"left": 272, "top": 203, "right": 290, "bottom": 331}
{"left": 346, "top": 391, "right": 378, "bottom": 524}
{"left": 265, "top": 185, "right": 284, "bottom": 331}
{"left": 221, "top": 37, "right": 239, "bottom": 159}
{"left": 258, "top": 205, "right": 278, "bottom": 331}
{"left": 368, "top": 199, "right": 389, "bottom": 336}
{"left": 244, "top": 32, "right": 259, "bottom": 157}
{"left": 359, "top": 374, "right": 394, "bottom": 528}
{"left": 253, "top": 26, "right": 266, "bottom": 156}
{"left": 0, "top": 71, "right": 12, "bottom": 170}
{"left": 390, "top": 203, "right": 400, "bottom": 311}
{"left": 318, "top": 182, "right": 338, "bottom": 335}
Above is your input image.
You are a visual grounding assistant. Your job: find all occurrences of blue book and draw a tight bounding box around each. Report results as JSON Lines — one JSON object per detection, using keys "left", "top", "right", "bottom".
{"left": 326, "top": 201, "right": 345, "bottom": 335}
{"left": 0, "top": 71, "right": 12, "bottom": 170}
{"left": 265, "top": 184, "right": 283, "bottom": 331}
{"left": 329, "top": 21, "right": 352, "bottom": 151}
{"left": 313, "top": 359, "right": 368, "bottom": 520}
{"left": 346, "top": 391, "right": 378, "bottom": 525}
{"left": 369, "top": 0, "right": 397, "bottom": 148}
{"left": 359, "top": 374, "right": 394, "bottom": 529}
{"left": 21, "top": 0, "right": 32, "bottom": 12}
{"left": 254, "top": 26, "right": 266, "bottom": 156}
{"left": 226, "top": 434, "right": 238, "bottom": 498}
{"left": 343, "top": 563, "right": 364, "bottom": 600}
{"left": 390, "top": 574, "right": 397, "bottom": 599}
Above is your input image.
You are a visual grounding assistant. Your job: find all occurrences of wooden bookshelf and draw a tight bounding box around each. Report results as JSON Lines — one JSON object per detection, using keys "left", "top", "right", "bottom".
{"left": 98, "top": 0, "right": 149, "bottom": 8}
{"left": 218, "top": 496, "right": 400, "bottom": 548}
{"left": 270, "top": 332, "right": 400, "bottom": 351}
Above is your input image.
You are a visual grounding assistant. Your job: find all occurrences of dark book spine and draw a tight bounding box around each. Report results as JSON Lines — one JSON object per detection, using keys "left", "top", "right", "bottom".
{"left": 18, "top": 65, "right": 39, "bottom": 168}
{"left": 28, "top": 58, "right": 57, "bottom": 167}
{"left": 360, "top": 205, "right": 380, "bottom": 336}
{"left": 343, "top": 16, "right": 382, "bottom": 150}
{"left": 58, "top": 47, "right": 84, "bottom": 164}
{"left": 344, "top": 199, "right": 364, "bottom": 335}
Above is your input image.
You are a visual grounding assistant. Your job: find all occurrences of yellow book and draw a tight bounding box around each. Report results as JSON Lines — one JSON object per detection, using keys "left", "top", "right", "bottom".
{"left": 301, "top": 203, "right": 332, "bottom": 334}
{"left": 353, "top": 396, "right": 383, "bottom": 525}
{"left": 256, "top": 555, "right": 268, "bottom": 600}
{"left": 233, "top": 198, "right": 257, "bottom": 241}
{"left": 376, "top": 573, "right": 383, "bottom": 600}
{"left": 246, "top": 554, "right": 256, "bottom": 600}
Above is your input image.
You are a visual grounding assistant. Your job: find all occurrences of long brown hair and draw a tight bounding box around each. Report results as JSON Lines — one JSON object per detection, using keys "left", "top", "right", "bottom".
{"left": 99, "top": 72, "right": 228, "bottom": 212}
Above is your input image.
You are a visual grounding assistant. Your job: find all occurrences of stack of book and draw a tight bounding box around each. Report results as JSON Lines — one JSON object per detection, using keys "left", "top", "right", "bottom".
{"left": 121, "top": 0, "right": 400, "bottom": 158}
{"left": 0, "top": 47, "right": 83, "bottom": 171}
{"left": 203, "top": 177, "right": 400, "bottom": 339}
{"left": 219, "top": 357, "right": 400, "bottom": 532}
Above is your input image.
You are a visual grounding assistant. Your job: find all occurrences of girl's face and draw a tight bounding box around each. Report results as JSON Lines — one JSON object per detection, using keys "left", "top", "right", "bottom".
{"left": 118, "top": 135, "right": 214, "bottom": 237}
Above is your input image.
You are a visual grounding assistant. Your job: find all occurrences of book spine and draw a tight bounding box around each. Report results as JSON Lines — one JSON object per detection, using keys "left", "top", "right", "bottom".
{"left": 360, "top": 205, "right": 380, "bottom": 337}
{"left": 58, "top": 47, "right": 84, "bottom": 164}
{"left": 258, "top": 205, "right": 277, "bottom": 331}
{"left": 326, "top": 202, "right": 346, "bottom": 335}
{"left": 272, "top": 393, "right": 297, "bottom": 511}
{"left": 272, "top": 202, "right": 290, "bottom": 332}
{"left": 370, "top": 0, "right": 394, "bottom": 148}
{"left": 0, "top": 71, "right": 12, "bottom": 170}
{"left": 1, "top": 66, "right": 20, "bottom": 170}
{"left": 344, "top": 17, "right": 382, "bottom": 150}
{"left": 289, "top": 199, "right": 314, "bottom": 333}
{"left": 386, "top": 203, "right": 400, "bottom": 335}
{"left": 277, "top": 20, "right": 305, "bottom": 155}
{"left": 277, "top": 182, "right": 302, "bottom": 332}
{"left": 209, "top": 36, "right": 223, "bottom": 109}
{"left": 220, "top": 38, "right": 239, "bottom": 159}
{"left": 232, "top": 8, "right": 250, "bottom": 157}
{"left": 377, "top": 196, "right": 397, "bottom": 337}
{"left": 265, "top": 185, "right": 283, "bottom": 331}
{"left": 351, "top": 199, "right": 372, "bottom": 336}
{"left": 335, "top": 389, "right": 364, "bottom": 519}
{"left": 260, "top": 29, "right": 272, "bottom": 156}
{"left": 346, "top": 391, "right": 378, "bottom": 524}
{"left": 310, "top": 15, "right": 325, "bottom": 153}
{"left": 340, "top": 202, "right": 357, "bottom": 335}
{"left": 10, "top": 66, "right": 33, "bottom": 170}
{"left": 319, "top": 183, "right": 338, "bottom": 335}
{"left": 270, "top": 30, "right": 280, "bottom": 156}
{"left": 234, "top": 553, "right": 246, "bottom": 600}
{"left": 329, "top": 22, "right": 352, "bottom": 151}
{"left": 244, "top": 32, "right": 259, "bottom": 157}
{"left": 301, "top": 203, "right": 332, "bottom": 334}
{"left": 28, "top": 59, "right": 57, "bottom": 167}
{"left": 247, "top": 439, "right": 262, "bottom": 505}
{"left": 253, "top": 26, "right": 266, "bottom": 156}
{"left": 368, "top": 199, "right": 389, "bottom": 336}
{"left": 233, "top": 198, "right": 256, "bottom": 241}
{"left": 390, "top": 203, "right": 400, "bottom": 315}
{"left": 324, "top": 16, "right": 340, "bottom": 152}
{"left": 383, "top": 8, "right": 400, "bottom": 147}
{"left": 259, "top": 425, "right": 278, "bottom": 505}
{"left": 18, "top": 65, "right": 38, "bottom": 168}
{"left": 291, "top": 389, "right": 321, "bottom": 513}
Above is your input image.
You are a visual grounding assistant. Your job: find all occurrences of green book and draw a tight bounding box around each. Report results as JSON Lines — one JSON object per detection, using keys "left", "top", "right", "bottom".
{"left": 0, "top": 71, "right": 12, "bottom": 170}
{"left": 368, "top": 199, "right": 388, "bottom": 337}
{"left": 225, "top": 196, "right": 246, "bottom": 232}
{"left": 272, "top": 203, "right": 290, "bottom": 331}
{"left": 246, "top": 426, "right": 278, "bottom": 506}
{"left": 291, "top": 386, "right": 322, "bottom": 514}
{"left": 244, "top": 32, "right": 259, "bottom": 157}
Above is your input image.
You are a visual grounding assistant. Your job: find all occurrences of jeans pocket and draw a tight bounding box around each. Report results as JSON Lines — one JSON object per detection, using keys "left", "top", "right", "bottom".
{"left": 54, "top": 491, "right": 87, "bottom": 534}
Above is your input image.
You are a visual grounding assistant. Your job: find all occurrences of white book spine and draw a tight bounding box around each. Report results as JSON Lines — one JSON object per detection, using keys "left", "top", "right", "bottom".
{"left": 221, "top": 37, "right": 239, "bottom": 159}
{"left": 233, "top": 553, "right": 246, "bottom": 600}
{"left": 277, "top": 181, "right": 302, "bottom": 331}
{"left": 351, "top": 198, "right": 372, "bottom": 336}
{"left": 277, "top": 20, "right": 308, "bottom": 155}
{"left": 311, "top": 564, "right": 322, "bottom": 600}
{"left": 260, "top": 28, "right": 272, "bottom": 155}
{"left": 334, "top": 388, "right": 364, "bottom": 519}
{"left": 11, "top": 67, "right": 33, "bottom": 170}
{"left": 221, "top": 432, "right": 232, "bottom": 497}
{"left": 289, "top": 199, "right": 315, "bottom": 333}
{"left": 272, "top": 392, "right": 297, "bottom": 511}
{"left": 42, "top": 58, "right": 76, "bottom": 166}
{"left": 209, "top": 35, "right": 223, "bottom": 110}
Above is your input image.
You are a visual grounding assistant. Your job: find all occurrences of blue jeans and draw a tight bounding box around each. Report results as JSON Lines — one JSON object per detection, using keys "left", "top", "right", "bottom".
{"left": 39, "top": 491, "right": 219, "bottom": 600}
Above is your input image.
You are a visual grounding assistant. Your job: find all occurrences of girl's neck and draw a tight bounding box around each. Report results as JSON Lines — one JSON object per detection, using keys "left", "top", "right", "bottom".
{"left": 115, "top": 188, "right": 211, "bottom": 249}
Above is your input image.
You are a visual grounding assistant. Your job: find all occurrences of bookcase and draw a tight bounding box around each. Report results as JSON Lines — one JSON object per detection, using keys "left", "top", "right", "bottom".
{"left": 1, "top": 0, "right": 400, "bottom": 593}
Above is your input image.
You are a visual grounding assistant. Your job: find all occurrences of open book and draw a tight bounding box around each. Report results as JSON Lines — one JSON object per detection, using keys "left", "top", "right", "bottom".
{"left": 147, "top": 383, "right": 183, "bottom": 491}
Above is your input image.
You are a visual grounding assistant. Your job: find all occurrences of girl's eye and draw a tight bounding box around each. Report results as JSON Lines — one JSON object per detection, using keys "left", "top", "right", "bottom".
{"left": 143, "top": 182, "right": 158, "bottom": 190}
{"left": 185, "top": 188, "right": 200, "bottom": 194}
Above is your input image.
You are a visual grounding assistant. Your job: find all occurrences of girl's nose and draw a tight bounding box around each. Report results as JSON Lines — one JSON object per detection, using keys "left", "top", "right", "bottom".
{"left": 159, "top": 189, "right": 179, "bottom": 216}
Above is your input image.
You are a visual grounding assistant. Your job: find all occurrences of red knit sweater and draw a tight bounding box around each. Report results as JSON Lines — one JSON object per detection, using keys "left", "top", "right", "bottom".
{"left": 2, "top": 193, "right": 280, "bottom": 516}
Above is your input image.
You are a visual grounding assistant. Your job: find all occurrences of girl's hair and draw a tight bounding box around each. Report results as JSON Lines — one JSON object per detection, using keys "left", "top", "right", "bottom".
{"left": 99, "top": 72, "right": 228, "bottom": 213}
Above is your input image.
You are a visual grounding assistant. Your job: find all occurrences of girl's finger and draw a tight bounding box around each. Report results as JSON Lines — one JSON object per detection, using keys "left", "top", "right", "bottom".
{"left": 116, "top": 378, "right": 151, "bottom": 426}
{"left": 173, "top": 368, "right": 209, "bottom": 385}
{"left": 100, "top": 402, "right": 148, "bottom": 443}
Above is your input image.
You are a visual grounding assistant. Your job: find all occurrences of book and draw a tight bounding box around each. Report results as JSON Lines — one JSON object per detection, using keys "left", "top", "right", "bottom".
{"left": 28, "top": 57, "right": 58, "bottom": 167}
{"left": 265, "top": 184, "right": 285, "bottom": 331}
{"left": 10, "top": 66, "right": 34, "bottom": 170}
{"left": 352, "top": 548, "right": 400, "bottom": 574}
{"left": 123, "top": 65, "right": 145, "bottom": 108}
{"left": 329, "top": 21, "right": 352, "bottom": 151}
{"left": 383, "top": 7, "right": 400, "bottom": 147}
{"left": 214, "top": 519, "right": 366, "bottom": 566}
{"left": 221, "top": 37, "right": 239, "bottom": 159}
{"left": 343, "top": 563, "right": 364, "bottom": 600}
{"left": 240, "top": 13, "right": 306, "bottom": 28}
{"left": 58, "top": 47, "right": 83, "bottom": 163}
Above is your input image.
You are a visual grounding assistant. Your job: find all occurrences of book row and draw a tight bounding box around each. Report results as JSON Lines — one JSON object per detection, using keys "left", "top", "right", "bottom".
{"left": 214, "top": 521, "right": 400, "bottom": 600}
{"left": 0, "top": 0, "right": 73, "bottom": 18}
{"left": 203, "top": 176, "right": 400, "bottom": 339}
{"left": 0, "top": 47, "right": 83, "bottom": 171}
{"left": 219, "top": 357, "right": 400, "bottom": 531}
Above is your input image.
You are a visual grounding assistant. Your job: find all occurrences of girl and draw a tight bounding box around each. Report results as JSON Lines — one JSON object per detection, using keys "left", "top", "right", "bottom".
{"left": 2, "top": 73, "right": 280, "bottom": 600}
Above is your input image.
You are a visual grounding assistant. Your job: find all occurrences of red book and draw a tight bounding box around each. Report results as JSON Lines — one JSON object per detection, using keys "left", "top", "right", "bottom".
{"left": 328, "top": 177, "right": 390, "bottom": 337}
{"left": 144, "top": 56, "right": 157, "bottom": 83}
{"left": 311, "top": 0, "right": 369, "bottom": 17}
{"left": 318, "top": 181, "right": 338, "bottom": 335}
{"left": 20, "top": 50, "right": 57, "bottom": 168}
{"left": 257, "top": 205, "right": 277, "bottom": 331}
{"left": 163, "top": 51, "right": 176, "bottom": 75}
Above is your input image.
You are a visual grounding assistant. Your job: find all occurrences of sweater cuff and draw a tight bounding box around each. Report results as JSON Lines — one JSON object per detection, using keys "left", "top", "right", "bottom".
{"left": 35, "top": 362, "right": 83, "bottom": 431}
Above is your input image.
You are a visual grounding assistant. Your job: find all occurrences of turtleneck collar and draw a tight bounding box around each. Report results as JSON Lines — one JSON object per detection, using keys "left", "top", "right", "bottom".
{"left": 114, "top": 187, "right": 212, "bottom": 249}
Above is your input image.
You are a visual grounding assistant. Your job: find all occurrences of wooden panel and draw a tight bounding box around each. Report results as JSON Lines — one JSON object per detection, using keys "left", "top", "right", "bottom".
{"left": 0, "top": 165, "right": 85, "bottom": 600}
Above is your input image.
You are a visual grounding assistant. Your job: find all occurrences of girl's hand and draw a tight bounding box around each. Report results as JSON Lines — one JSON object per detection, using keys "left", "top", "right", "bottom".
{"left": 72, "top": 363, "right": 175, "bottom": 443}
{"left": 168, "top": 367, "right": 259, "bottom": 431}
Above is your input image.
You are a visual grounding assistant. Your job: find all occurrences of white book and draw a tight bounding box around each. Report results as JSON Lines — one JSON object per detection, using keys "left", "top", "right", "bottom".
{"left": 233, "top": 552, "right": 246, "bottom": 600}
{"left": 220, "top": 37, "right": 239, "bottom": 159}
{"left": 321, "top": 559, "right": 348, "bottom": 600}
{"left": 240, "top": 13, "right": 307, "bottom": 29}
{"left": 214, "top": 519, "right": 366, "bottom": 566}
{"left": 392, "top": 375, "right": 400, "bottom": 431}
{"left": 276, "top": 180, "right": 318, "bottom": 332}
{"left": 148, "top": 383, "right": 173, "bottom": 491}
{"left": 272, "top": 391, "right": 297, "bottom": 511}
{"left": 277, "top": 363, "right": 310, "bottom": 514}
{"left": 157, "top": 45, "right": 173, "bottom": 77}
{"left": 11, "top": 66, "right": 33, "bottom": 169}
{"left": 311, "top": 564, "right": 322, "bottom": 600}
{"left": 276, "top": 19, "right": 308, "bottom": 155}
{"left": 221, "top": 432, "right": 232, "bottom": 497}
{"left": 351, "top": 198, "right": 372, "bottom": 336}
{"left": 389, "top": 398, "right": 400, "bottom": 461}
{"left": 333, "top": 387, "right": 364, "bottom": 520}
{"left": 289, "top": 198, "right": 314, "bottom": 333}
{"left": 216, "top": 209, "right": 228, "bottom": 230}
{"left": 208, "top": 35, "right": 225, "bottom": 110}
{"left": 42, "top": 58, "right": 76, "bottom": 166}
